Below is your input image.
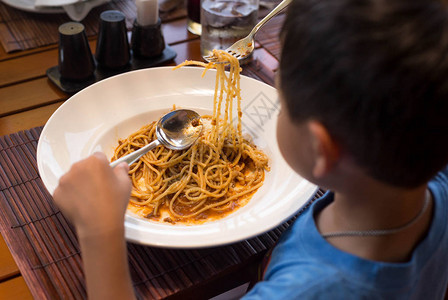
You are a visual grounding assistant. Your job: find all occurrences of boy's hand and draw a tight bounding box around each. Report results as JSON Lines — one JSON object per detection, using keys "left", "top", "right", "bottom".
{"left": 53, "top": 152, "right": 132, "bottom": 239}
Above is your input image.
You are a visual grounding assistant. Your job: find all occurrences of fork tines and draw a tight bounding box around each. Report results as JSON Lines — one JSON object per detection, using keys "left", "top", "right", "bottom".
{"left": 226, "top": 50, "right": 244, "bottom": 59}
{"left": 203, "top": 54, "right": 217, "bottom": 62}
{"left": 203, "top": 55, "right": 228, "bottom": 64}
{"left": 203, "top": 52, "right": 240, "bottom": 64}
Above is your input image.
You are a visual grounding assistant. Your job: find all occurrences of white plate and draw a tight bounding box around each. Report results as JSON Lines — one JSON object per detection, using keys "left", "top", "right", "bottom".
{"left": 2, "top": 0, "right": 65, "bottom": 13}
{"left": 2, "top": 0, "right": 109, "bottom": 17}
{"left": 37, "top": 67, "right": 318, "bottom": 248}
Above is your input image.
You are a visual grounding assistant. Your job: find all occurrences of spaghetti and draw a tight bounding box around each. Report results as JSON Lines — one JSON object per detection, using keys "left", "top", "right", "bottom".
{"left": 112, "top": 50, "right": 269, "bottom": 224}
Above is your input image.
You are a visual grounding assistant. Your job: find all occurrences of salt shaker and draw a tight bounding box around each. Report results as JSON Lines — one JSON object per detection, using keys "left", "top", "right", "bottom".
{"left": 131, "top": 0, "right": 165, "bottom": 58}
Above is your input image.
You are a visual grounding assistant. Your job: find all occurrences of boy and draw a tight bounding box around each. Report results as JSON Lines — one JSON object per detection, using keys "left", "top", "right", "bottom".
{"left": 53, "top": 0, "right": 448, "bottom": 299}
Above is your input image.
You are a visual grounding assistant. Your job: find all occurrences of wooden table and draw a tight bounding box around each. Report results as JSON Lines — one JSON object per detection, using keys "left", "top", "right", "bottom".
{"left": 0, "top": 3, "right": 285, "bottom": 299}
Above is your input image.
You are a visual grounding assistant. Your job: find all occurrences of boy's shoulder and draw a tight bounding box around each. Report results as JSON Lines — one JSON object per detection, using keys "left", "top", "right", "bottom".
{"left": 432, "top": 165, "right": 448, "bottom": 187}
{"left": 244, "top": 263, "right": 344, "bottom": 300}
{"left": 244, "top": 194, "right": 350, "bottom": 299}
{"left": 245, "top": 178, "right": 448, "bottom": 299}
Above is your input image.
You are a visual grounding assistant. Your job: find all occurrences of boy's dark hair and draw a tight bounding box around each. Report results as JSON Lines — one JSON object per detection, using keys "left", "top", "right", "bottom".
{"left": 280, "top": 0, "right": 448, "bottom": 187}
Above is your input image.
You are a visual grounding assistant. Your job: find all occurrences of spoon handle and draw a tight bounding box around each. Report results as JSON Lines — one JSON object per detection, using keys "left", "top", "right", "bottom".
{"left": 110, "top": 139, "right": 161, "bottom": 168}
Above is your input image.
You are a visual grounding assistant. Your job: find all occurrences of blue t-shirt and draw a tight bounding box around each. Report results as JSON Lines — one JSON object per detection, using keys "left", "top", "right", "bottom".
{"left": 243, "top": 168, "right": 448, "bottom": 299}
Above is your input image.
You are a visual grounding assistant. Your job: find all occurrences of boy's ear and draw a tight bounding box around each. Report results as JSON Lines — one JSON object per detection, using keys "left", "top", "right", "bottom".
{"left": 308, "top": 121, "right": 340, "bottom": 178}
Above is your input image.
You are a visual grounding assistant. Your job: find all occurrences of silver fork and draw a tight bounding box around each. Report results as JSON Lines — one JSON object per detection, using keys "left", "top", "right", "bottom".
{"left": 203, "top": 0, "right": 292, "bottom": 63}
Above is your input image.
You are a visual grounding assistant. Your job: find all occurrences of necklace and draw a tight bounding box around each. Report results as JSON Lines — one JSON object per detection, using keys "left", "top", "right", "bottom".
{"left": 321, "top": 190, "right": 431, "bottom": 239}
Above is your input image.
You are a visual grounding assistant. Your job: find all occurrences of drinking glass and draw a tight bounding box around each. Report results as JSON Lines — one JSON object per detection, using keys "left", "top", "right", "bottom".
{"left": 200, "top": 0, "right": 259, "bottom": 59}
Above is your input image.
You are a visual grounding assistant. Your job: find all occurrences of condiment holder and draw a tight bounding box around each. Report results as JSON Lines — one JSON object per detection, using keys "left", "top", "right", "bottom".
{"left": 47, "top": 9, "right": 176, "bottom": 94}
{"left": 131, "top": 19, "right": 165, "bottom": 58}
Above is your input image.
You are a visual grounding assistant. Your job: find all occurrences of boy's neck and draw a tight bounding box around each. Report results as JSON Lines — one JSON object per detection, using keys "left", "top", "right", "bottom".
{"left": 315, "top": 179, "right": 433, "bottom": 263}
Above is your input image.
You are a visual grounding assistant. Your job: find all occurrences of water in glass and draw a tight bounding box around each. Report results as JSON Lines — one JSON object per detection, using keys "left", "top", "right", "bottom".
{"left": 200, "top": 0, "right": 258, "bottom": 59}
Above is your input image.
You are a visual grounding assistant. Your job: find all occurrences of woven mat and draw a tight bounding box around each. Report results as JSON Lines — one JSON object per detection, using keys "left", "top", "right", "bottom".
{"left": 0, "top": 0, "right": 185, "bottom": 53}
{"left": 0, "top": 126, "right": 322, "bottom": 299}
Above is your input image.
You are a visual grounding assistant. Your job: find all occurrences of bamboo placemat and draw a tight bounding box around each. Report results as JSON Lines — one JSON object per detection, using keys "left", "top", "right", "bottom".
{"left": 0, "top": 0, "right": 185, "bottom": 53}
{"left": 0, "top": 126, "right": 322, "bottom": 299}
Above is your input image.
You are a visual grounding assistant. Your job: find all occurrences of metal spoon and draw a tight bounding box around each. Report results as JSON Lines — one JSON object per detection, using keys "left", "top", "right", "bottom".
{"left": 110, "top": 109, "right": 203, "bottom": 168}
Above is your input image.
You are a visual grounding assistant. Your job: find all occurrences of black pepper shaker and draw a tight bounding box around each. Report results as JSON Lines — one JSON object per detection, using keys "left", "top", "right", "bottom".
{"left": 95, "top": 10, "right": 131, "bottom": 70}
{"left": 58, "top": 22, "right": 95, "bottom": 81}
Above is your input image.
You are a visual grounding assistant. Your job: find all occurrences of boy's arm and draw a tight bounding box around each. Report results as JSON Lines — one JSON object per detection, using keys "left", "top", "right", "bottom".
{"left": 77, "top": 226, "right": 134, "bottom": 300}
{"left": 53, "top": 152, "right": 135, "bottom": 300}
